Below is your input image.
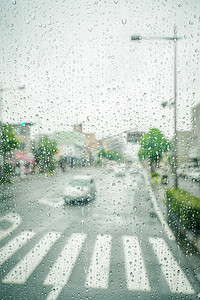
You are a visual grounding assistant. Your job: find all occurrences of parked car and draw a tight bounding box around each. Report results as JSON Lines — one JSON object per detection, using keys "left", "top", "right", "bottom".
{"left": 185, "top": 169, "right": 200, "bottom": 182}
{"left": 105, "top": 160, "right": 117, "bottom": 172}
{"left": 177, "top": 164, "right": 186, "bottom": 178}
{"left": 129, "top": 162, "right": 140, "bottom": 174}
{"left": 63, "top": 175, "right": 96, "bottom": 204}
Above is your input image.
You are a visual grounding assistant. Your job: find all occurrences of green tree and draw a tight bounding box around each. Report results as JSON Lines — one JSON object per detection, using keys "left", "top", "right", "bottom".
{"left": 98, "top": 149, "right": 123, "bottom": 161}
{"left": 98, "top": 149, "right": 106, "bottom": 159}
{"left": 0, "top": 123, "right": 21, "bottom": 183}
{"left": 35, "top": 135, "right": 58, "bottom": 173}
{"left": 138, "top": 128, "right": 171, "bottom": 171}
{"left": 105, "top": 150, "right": 123, "bottom": 161}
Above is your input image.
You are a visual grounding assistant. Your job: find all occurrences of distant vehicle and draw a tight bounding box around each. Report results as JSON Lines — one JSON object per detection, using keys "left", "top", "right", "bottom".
{"left": 105, "top": 164, "right": 112, "bottom": 171}
{"left": 177, "top": 163, "right": 199, "bottom": 179}
{"left": 185, "top": 169, "right": 200, "bottom": 182}
{"left": 63, "top": 175, "right": 96, "bottom": 204}
{"left": 114, "top": 164, "right": 126, "bottom": 176}
{"left": 129, "top": 162, "right": 140, "bottom": 174}
{"left": 105, "top": 161, "right": 117, "bottom": 172}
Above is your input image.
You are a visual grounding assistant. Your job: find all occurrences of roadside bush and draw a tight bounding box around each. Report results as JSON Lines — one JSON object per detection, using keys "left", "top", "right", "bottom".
{"left": 95, "top": 160, "right": 101, "bottom": 166}
{"left": 0, "top": 162, "right": 13, "bottom": 183}
{"left": 166, "top": 189, "right": 200, "bottom": 231}
{"left": 150, "top": 172, "right": 159, "bottom": 178}
{"left": 49, "top": 159, "right": 56, "bottom": 173}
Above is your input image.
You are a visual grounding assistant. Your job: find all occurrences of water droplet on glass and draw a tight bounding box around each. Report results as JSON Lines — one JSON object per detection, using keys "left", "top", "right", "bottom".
{"left": 122, "top": 19, "right": 127, "bottom": 25}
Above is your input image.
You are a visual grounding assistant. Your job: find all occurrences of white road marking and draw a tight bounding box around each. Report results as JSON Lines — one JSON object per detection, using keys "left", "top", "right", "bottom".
{"left": 149, "top": 237, "right": 195, "bottom": 294}
{"left": 92, "top": 213, "right": 124, "bottom": 226}
{"left": 0, "top": 231, "right": 35, "bottom": 265}
{"left": 2, "top": 232, "right": 61, "bottom": 284}
{"left": 143, "top": 171, "right": 175, "bottom": 241}
{"left": 44, "top": 233, "right": 87, "bottom": 300}
{"left": 0, "top": 213, "right": 22, "bottom": 241}
{"left": 38, "top": 195, "right": 64, "bottom": 208}
{"left": 123, "top": 236, "right": 151, "bottom": 291}
{"left": 85, "top": 234, "right": 112, "bottom": 289}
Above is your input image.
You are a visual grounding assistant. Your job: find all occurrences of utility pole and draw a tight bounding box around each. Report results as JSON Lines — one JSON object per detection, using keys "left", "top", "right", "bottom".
{"left": 130, "top": 26, "right": 182, "bottom": 189}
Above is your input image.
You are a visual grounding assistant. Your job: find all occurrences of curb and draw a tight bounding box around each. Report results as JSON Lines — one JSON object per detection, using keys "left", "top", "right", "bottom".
{"left": 150, "top": 178, "right": 200, "bottom": 254}
{"left": 142, "top": 169, "right": 175, "bottom": 241}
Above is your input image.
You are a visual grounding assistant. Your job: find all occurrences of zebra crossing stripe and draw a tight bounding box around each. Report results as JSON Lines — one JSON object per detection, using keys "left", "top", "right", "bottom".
{"left": 149, "top": 237, "right": 195, "bottom": 294}
{"left": 123, "top": 236, "right": 151, "bottom": 291}
{"left": 85, "top": 234, "right": 112, "bottom": 289}
{"left": 2, "top": 232, "right": 61, "bottom": 284}
{"left": 0, "top": 231, "right": 35, "bottom": 265}
{"left": 0, "top": 213, "right": 21, "bottom": 241}
{"left": 44, "top": 233, "right": 87, "bottom": 300}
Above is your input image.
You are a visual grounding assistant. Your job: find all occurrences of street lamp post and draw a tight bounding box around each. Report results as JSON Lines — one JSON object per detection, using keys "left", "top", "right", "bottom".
{"left": 131, "top": 26, "right": 182, "bottom": 189}
{"left": 0, "top": 85, "right": 25, "bottom": 122}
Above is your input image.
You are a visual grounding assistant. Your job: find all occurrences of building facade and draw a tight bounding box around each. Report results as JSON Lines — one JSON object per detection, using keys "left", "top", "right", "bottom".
{"left": 12, "top": 123, "right": 35, "bottom": 175}
{"left": 190, "top": 103, "right": 200, "bottom": 164}
{"left": 126, "top": 131, "right": 145, "bottom": 143}
{"left": 84, "top": 133, "right": 100, "bottom": 162}
{"left": 176, "top": 131, "right": 192, "bottom": 165}
{"left": 99, "top": 133, "right": 124, "bottom": 155}
{"left": 12, "top": 123, "right": 33, "bottom": 153}
{"left": 50, "top": 130, "right": 86, "bottom": 167}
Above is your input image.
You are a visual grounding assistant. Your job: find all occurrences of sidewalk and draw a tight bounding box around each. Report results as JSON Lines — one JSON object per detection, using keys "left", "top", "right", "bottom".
{"left": 151, "top": 180, "right": 200, "bottom": 251}
{"left": 149, "top": 175, "right": 200, "bottom": 283}
{"left": 150, "top": 181, "right": 168, "bottom": 219}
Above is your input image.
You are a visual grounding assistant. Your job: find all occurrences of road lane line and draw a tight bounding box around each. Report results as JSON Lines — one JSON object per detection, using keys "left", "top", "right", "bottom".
{"left": 0, "top": 213, "right": 22, "bottom": 241}
{"left": 85, "top": 234, "right": 112, "bottom": 289}
{"left": 149, "top": 237, "right": 195, "bottom": 294}
{"left": 44, "top": 233, "right": 87, "bottom": 300}
{"left": 123, "top": 236, "right": 151, "bottom": 291}
{"left": 39, "top": 195, "right": 64, "bottom": 208}
{"left": 0, "top": 231, "right": 35, "bottom": 265}
{"left": 2, "top": 232, "right": 61, "bottom": 284}
{"left": 143, "top": 171, "right": 175, "bottom": 241}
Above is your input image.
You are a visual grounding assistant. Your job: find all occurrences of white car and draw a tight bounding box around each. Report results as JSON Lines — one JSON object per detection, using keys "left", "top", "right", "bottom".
{"left": 177, "top": 164, "right": 192, "bottom": 178}
{"left": 129, "top": 163, "right": 140, "bottom": 174}
{"left": 185, "top": 169, "right": 200, "bottom": 182}
{"left": 63, "top": 175, "right": 96, "bottom": 204}
{"left": 114, "top": 165, "right": 126, "bottom": 176}
{"left": 177, "top": 165, "right": 186, "bottom": 177}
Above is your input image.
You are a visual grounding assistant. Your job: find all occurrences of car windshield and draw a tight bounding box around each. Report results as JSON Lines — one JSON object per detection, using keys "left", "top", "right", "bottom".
{"left": 1, "top": 1, "right": 200, "bottom": 299}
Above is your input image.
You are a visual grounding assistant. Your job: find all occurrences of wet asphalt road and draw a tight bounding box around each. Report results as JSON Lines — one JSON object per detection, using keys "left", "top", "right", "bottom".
{"left": 0, "top": 166, "right": 199, "bottom": 299}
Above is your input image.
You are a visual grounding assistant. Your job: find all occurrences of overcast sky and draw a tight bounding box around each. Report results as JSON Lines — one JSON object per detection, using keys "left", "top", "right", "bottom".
{"left": 1, "top": 0, "right": 200, "bottom": 140}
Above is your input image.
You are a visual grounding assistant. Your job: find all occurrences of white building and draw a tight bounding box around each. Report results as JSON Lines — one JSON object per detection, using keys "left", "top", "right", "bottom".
{"left": 190, "top": 102, "right": 200, "bottom": 165}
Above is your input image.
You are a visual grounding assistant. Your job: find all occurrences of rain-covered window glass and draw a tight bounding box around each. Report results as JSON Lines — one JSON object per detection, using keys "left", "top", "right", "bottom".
{"left": 0, "top": 1, "right": 200, "bottom": 299}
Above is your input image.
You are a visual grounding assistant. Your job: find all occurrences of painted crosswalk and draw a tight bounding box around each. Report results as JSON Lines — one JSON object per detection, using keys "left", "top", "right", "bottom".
{"left": 150, "top": 237, "right": 194, "bottom": 294}
{"left": 0, "top": 231, "right": 35, "bottom": 265}
{"left": 38, "top": 195, "right": 65, "bottom": 208}
{"left": 44, "top": 233, "right": 87, "bottom": 300}
{"left": 123, "top": 235, "right": 150, "bottom": 291}
{"left": 2, "top": 232, "right": 61, "bottom": 284}
{"left": 0, "top": 229, "right": 196, "bottom": 298}
{"left": 85, "top": 234, "right": 112, "bottom": 289}
{"left": 0, "top": 213, "right": 22, "bottom": 241}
